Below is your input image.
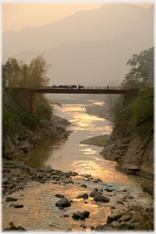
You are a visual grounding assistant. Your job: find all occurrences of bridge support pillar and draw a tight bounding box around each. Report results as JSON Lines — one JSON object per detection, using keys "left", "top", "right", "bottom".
{"left": 30, "top": 91, "right": 37, "bottom": 116}
{"left": 123, "top": 89, "right": 139, "bottom": 107}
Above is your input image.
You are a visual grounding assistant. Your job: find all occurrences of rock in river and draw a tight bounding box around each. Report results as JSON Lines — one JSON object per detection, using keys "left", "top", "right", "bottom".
{"left": 55, "top": 197, "right": 71, "bottom": 207}
{"left": 72, "top": 210, "right": 90, "bottom": 220}
{"left": 107, "top": 212, "right": 122, "bottom": 224}
{"left": 90, "top": 190, "right": 102, "bottom": 197}
{"left": 10, "top": 203, "right": 24, "bottom": 208}
{"left": 55, "top": 194, "right": 65, "bottom": 198}
{"left": 93, "top": 194, "right": 110, "bottom": 202}
{"left": 6, "top": 197, "right": 18, "bottom": 202}
{"left": 81, "top": 184, "right": 87, "bottom": 188}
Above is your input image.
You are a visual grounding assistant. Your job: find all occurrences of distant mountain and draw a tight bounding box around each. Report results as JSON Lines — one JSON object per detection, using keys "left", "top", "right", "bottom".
{"left": 2, "top": 3, "right": 154, "bottom": 86}
{"left": 3, "top": 3, "right": 149, "bottom": 58}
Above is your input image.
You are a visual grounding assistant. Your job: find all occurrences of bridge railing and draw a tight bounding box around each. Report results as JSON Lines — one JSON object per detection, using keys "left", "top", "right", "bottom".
{"left": 83, "top": 86, "right": 122, "bottom": 90}
{"left": 34, "top": 85, "right": 123, "bottom": 90}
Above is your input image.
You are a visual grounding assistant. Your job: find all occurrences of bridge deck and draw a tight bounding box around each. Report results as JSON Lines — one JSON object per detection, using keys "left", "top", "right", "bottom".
{"left": 32, "top": 88, "right": 127, "bottom": 95}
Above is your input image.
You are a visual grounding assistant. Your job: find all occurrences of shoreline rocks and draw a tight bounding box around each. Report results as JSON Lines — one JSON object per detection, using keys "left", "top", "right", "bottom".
{"left": 100, "top": 121, "right": 154, "bottom": 181}
{"left": 84, "top": 102, "right": 153, "bottom": 181}
{"left": 3, "top": 114, "right": 71, "bottom": 160}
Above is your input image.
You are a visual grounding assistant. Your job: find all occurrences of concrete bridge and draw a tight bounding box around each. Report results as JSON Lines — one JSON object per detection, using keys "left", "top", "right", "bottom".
{"left": 4, "top": 86, "right": 139, "bottom": 116}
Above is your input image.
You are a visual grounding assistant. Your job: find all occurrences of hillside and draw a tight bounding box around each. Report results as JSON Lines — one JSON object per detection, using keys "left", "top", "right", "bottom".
{"left": 100, "top": 87, "right": 154, "bottom": 180}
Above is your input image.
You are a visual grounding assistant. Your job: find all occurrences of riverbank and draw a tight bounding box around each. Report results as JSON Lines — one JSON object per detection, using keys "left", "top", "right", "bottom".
{"left": 3, "top": 114, "right": 71, "bottom": 160}
{"left": 3, "top": 89, "right": 73, "bottom": 160}
{"left": 100, "top": 120, "right": 154, "bottom": 180}
{"left": 2, "top": 162, "right": 154, "bottom": 231}
{"left": 84, "top": 102, "right": 154, "bottom": 181}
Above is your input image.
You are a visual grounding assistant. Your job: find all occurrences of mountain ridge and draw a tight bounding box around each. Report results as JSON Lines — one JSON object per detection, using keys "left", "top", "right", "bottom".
{"left": 2, "top": 3, "right": 154, "bottom": 86}
{"left": 3, "top": 3, "right": 150, "bottom": 58}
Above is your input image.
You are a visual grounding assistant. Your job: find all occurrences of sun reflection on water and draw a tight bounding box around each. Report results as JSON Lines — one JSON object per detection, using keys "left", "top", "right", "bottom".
{"left": 58, "top": 106, "right": 112, "bottom": 134}
{"left": 71, "top": 159, "right": 132, "bottom": 184}
{"left": 79, "top": 148, "right": 98, "bottom": 155}
{"left": 93, "top": 101, "right": 105, "bottom": 106}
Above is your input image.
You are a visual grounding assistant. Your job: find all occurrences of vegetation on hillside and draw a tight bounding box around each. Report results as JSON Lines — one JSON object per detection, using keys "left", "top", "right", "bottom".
{"left": 116, "top": 87, "right": 154, "bottom": 127}
{"left": 104, "top": 47, "right": 154, "bottom": 126}
{"left": 2, "top": 55, "right": 51, "bottom": 88}
{"left": 2, "top": 55, "right": 53, "bottom": 131}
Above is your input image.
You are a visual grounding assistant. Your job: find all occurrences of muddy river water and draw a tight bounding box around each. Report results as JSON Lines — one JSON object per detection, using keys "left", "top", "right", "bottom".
{"left": 2, "top": 99, "right": 153, "bottom": 231}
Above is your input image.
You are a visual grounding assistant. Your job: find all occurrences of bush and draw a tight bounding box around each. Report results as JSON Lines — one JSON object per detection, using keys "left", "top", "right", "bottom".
{"left": 3, "top": 112, "right": 19, "bottom": 133}
{"left": 132, "top": 87, "right": 153, "bottom": 126}
{"left": 116, "top": 102, "right": 133, "bottom": 125}
{"left": 37, "top": 104, "right": 52, "bottom": 121}
{"left": 116, "top": 87, "right": 154, "bottom": 127}
{"left": 21, "top": 113, "right": 40, "bottom": 130}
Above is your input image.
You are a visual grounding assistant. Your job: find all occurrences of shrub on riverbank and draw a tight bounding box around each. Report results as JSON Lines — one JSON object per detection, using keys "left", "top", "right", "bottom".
{"left": 3, "top": 90, "right": 51, "bottom": 131}
{"left": 37, "top": 104, "right": 52, "bottom": 121}
{"left": 21, "top": 113, "right": 40, "bottom": 130}
{"left": 3, "top": 112, "right": 19, "bottom": 134}
{"left": 116, "top": 87, "right": 154, "bottom": 127}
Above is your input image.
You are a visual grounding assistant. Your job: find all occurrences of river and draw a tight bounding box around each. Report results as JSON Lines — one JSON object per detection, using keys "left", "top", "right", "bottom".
{"left": 21, "top": 99, "right": 130, "bottom": 184}
{"left": 2, "top": 98, "right": 153, "bottom": 231}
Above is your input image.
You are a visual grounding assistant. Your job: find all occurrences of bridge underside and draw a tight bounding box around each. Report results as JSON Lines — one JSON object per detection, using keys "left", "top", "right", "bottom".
{"left": 33, "top": 88, "right": 127, "bottom": 95}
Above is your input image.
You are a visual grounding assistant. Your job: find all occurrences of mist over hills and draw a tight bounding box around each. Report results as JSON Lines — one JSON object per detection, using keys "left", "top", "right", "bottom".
{"left": 2, "top": 3, "right": 154, "bottom": 86}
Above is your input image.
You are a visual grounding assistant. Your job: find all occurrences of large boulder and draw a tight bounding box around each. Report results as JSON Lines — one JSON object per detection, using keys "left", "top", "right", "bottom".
{"left": 107, "top": 212, "right": 122, "bottom": 224}
{"left": 90, "top": 190, "right": 102, "bottom": 197}
{"left": 3, "top": 136, "right": 18, "bottom": 157}
{"left": 18, "top": 141, "right": 33, "bottom": 152}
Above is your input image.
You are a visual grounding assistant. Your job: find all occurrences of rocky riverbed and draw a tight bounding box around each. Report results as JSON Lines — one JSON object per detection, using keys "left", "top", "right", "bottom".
{"left": 2, "top": 162, "right": 154, "bottom": 231}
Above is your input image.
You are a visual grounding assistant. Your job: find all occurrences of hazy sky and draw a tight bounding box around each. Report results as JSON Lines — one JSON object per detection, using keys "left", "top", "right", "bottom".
{"left": 2, "top": 0, "right": 154, "bottom": 33}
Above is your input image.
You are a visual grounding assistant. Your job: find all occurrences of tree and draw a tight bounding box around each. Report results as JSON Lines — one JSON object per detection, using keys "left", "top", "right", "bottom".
{"left": 2, "top": 55, "right": 51, "bottom": 88}
{"left": 28, "top": 55, "right": 50, "bottom": 87}
{"left": 20, "top": 64, "right": 29, "bottom": 87}
{"left": 122, "top": 47, "right": 154, "bottom": 88}
{"left": 2, "top": 59, "right": 12, "bottom": 87}
{"left": 7, "top": 58, "right": 22, "bottom": 87}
